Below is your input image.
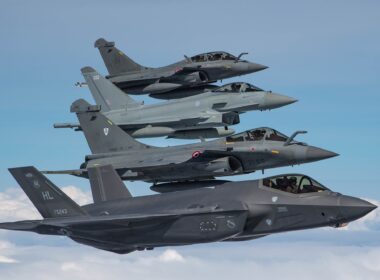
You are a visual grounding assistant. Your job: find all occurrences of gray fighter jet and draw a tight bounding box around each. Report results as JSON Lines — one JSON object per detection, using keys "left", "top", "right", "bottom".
{"left": 94, "top": 38, "right": 267, "bottom": 97}
{"left": 0, "top": 165, "right": 375, "bottom": 254}
{"left": 55, "top": 67, "right": 296, "bottom": 139}
{"left": 45, "top": 99, "right": 338, "bottom": 183}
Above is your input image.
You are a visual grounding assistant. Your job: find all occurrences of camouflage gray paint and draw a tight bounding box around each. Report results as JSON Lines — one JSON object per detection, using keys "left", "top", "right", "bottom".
{"left": 46, "top": 99, "right": 338, "bottom": 183}
{"left": 94, "top": 38, "right": 267, "bottom": 97}
{"left": 56, "top": 67, "right": 296, "bottom": 139}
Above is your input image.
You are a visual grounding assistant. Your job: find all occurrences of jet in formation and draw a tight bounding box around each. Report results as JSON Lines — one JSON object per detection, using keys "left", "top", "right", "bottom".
{"left": 45, "top": 99, "right": 338, "bottom": 183}
{"left": 0, "top": 165, "right": 375, "bottom": 254}
{"left": 55, "top": 67, "right": 296, "bottom": 139}
{"left": 94, "top": 38, "right": 268, "bottom": 97}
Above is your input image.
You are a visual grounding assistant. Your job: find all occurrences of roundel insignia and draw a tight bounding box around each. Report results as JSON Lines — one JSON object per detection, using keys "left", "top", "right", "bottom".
{"left": 192, "top": 151, "right": 201, "bottom": 158}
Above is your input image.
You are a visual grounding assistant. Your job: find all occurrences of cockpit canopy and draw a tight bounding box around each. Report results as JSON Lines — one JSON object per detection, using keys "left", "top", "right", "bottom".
{"left": 226, "top": 127, "right": 288, "bottom": 143}
{"left": 215, "top": 82, "right": 263, "bottom": 93}
{"left": 191, "top": 52, "right": 237, "bottom": 62}
{"left": 262, "top": 174, "right": 329, "bottom": 194}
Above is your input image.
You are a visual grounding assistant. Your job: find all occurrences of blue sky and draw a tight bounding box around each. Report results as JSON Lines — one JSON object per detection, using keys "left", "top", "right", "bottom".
{"left": 0, "top": 1, "right": 379, "bottom": 278}
{"left": 0, "top": 0, "right": 379, "bottom": 198}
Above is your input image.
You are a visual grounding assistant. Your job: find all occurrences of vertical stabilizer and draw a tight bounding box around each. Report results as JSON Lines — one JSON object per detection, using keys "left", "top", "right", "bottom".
{"left": 88, "top": 165, "right": 132, "bottom": 203}
{"left": 94, "top": 38, "right": 147, "bottom": 75}
{"left": 71, "top": 99, "right": 152, "bottom": 154}
{"left": 8, "top": 166, "right": 86, "bottom": 218}
{"left": 81, "top": 66, "right": 140, "bottom": 111}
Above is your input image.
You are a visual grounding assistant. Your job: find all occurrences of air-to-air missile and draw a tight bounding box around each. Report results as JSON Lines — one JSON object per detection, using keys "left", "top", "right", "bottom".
{"left": 45, "top": 99, "right": 338, "bottom": 183}
{"left": 54, "top": 67, "right": 296, "bottom": 139}
{"left": 93, "top": 38, "right": 267, "bottom": 98}
{"left": 0, "top": 165, "right": 375, "bottom": 254}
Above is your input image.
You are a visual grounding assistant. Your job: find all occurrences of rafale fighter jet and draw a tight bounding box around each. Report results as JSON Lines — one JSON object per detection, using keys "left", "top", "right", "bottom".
{"left": 0, "top": 165, "right": 376, "bottom": 254}
{"left": 94, "top": 38, "right": 268, "bottom": 97}
{"left": 55, "top": 67, "right": 296, "bottom": 139}
{"left": 45, "top": 99, "right": 338, "bottom": 183}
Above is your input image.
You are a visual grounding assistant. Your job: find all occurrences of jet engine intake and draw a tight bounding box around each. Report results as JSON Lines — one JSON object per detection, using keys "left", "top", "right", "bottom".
{"left": 184, "top": 71, "right": 209, "bottom": 84}
{"left": 203, "top": 156, "right": 243, "bottom": 174}
{"left": 222, "top": 112, "right": 240, "bottom": 125}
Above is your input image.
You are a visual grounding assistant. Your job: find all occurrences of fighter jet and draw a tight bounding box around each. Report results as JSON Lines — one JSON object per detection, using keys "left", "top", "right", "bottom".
{"left": 93, "top": 38, "right": 267, "bottom": 97}
{"left": 0, "top": 165, "right": 375, "bottom": 254}
{"left": 45, "top": 99, "right": 338, "bottom": 183}
{"left": 55, "top": 67, "right": 296, "bottom": 139}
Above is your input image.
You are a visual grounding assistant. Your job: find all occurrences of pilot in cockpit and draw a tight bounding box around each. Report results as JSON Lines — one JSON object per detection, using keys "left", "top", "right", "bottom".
{"left": 231, "top": 83, "right": 241, "bottom": 92}
{"left": 286, "top": 177, "right": 298, "bottom": 193}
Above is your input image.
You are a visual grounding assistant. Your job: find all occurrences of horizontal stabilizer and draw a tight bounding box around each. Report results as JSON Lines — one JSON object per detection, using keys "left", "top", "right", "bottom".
{"left": 0, "top": 220, "right": 40, "bottom": 231}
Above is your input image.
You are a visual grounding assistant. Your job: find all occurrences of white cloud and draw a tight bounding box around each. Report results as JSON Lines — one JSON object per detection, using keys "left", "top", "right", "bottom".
{"left": 0, "top": 186, "right": 92, "bottom": 222}
{"left": 61, "top": 186, "right": 92, "bottom": 206}
{"left": 0, "top": 189, "right": 40, "bottom": 221}
{"left": 61, "top": 262, "right": 82, "bottom": 272}
{"left": 0, "top": 241, "right": 379, "bottom": 280}
{"left": 158, "top": 249, "right": 185, "bottom": 263}
{"left": 0, "top": 255, "right": 18, "bottom": 264}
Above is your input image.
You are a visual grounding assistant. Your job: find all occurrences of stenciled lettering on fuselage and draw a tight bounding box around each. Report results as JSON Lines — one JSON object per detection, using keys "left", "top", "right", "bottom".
{"left": 54, "top": 208, "right": 68, "bottom": 216}
{"left": 41, "top": 191, "right": 54, "bottom": 201}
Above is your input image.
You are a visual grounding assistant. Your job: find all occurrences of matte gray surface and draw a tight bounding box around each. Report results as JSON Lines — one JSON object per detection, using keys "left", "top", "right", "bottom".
{"left": 94, "top": 38, "right": 268, "bottom": 97}
{"left": 46, "top": 99, "right": 338, "bottom": 183}
{"left": 56, "top": 67, "right": 296, "bottom": 139}
{"left": 0, "top": 166, "right": 375, "bottom": 254}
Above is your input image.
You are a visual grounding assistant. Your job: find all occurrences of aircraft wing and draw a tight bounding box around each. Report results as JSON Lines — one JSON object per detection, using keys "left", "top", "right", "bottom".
{"left": 173, "top": 66, "right": 221, "bottom": 75}
{"left": 122, "top": 115, "right": 209, "bottom": 126}
{"left": 0, "top": 206, "right": 248, "bottom": 253}
{"left": 0, "top": 206, "right": 247, "bottom": 232}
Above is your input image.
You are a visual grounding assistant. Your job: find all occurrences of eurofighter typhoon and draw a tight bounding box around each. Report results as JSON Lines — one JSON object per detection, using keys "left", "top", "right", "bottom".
{"left": 94, "top": 38, "right": 267, "bottom": 97}
{"left": 0, "top": 165, "right": 375, "bottom": 254}
{"left": 46, "top": 99, "right": 338, "bottom": 183}
{"left": 55, "top": 67, "right": 296, "bottom": 139}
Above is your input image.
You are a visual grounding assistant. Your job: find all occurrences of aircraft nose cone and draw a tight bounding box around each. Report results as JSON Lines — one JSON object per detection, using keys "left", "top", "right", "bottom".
{"left": 305, "top": 146, "right": 339, "bottom": 162}
{"left": 263, "top": 92, "right": 297, "bottom": 109}
{"left": 247, "top": 62, "right": 268, "bottom": 73}
{"left": 339, "top": 196, "right": 377, "bottom": 221}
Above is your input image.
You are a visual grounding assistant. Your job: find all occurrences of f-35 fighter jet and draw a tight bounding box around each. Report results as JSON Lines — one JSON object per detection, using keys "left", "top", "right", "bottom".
{"left": 94, "top": 38, "right": 267, "bottom": 97}
{"left": 0, "top": 166, "right": 375, "bottom": 254}
{"left": 55, "top": 67, "right": 296, "bottom": 139}
{"left": 46, "top": 99, "right": 338, "bottom": 183}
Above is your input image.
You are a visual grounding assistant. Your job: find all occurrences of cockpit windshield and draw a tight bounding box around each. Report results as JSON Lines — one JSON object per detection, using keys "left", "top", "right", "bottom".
{"left": 215, "top": 82, "right": 263, "bottom": 93}
{"left": 262, "top": 174, "right": 329, "bottom": 194}
{"left": 226, "top": 128, "right": 289, "bottom": 143}
{"left": 191, "top": 52, "right": 237, "bottom": 62}
{"left": 265, "top": 129, "right": 288, "bottom": 142}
